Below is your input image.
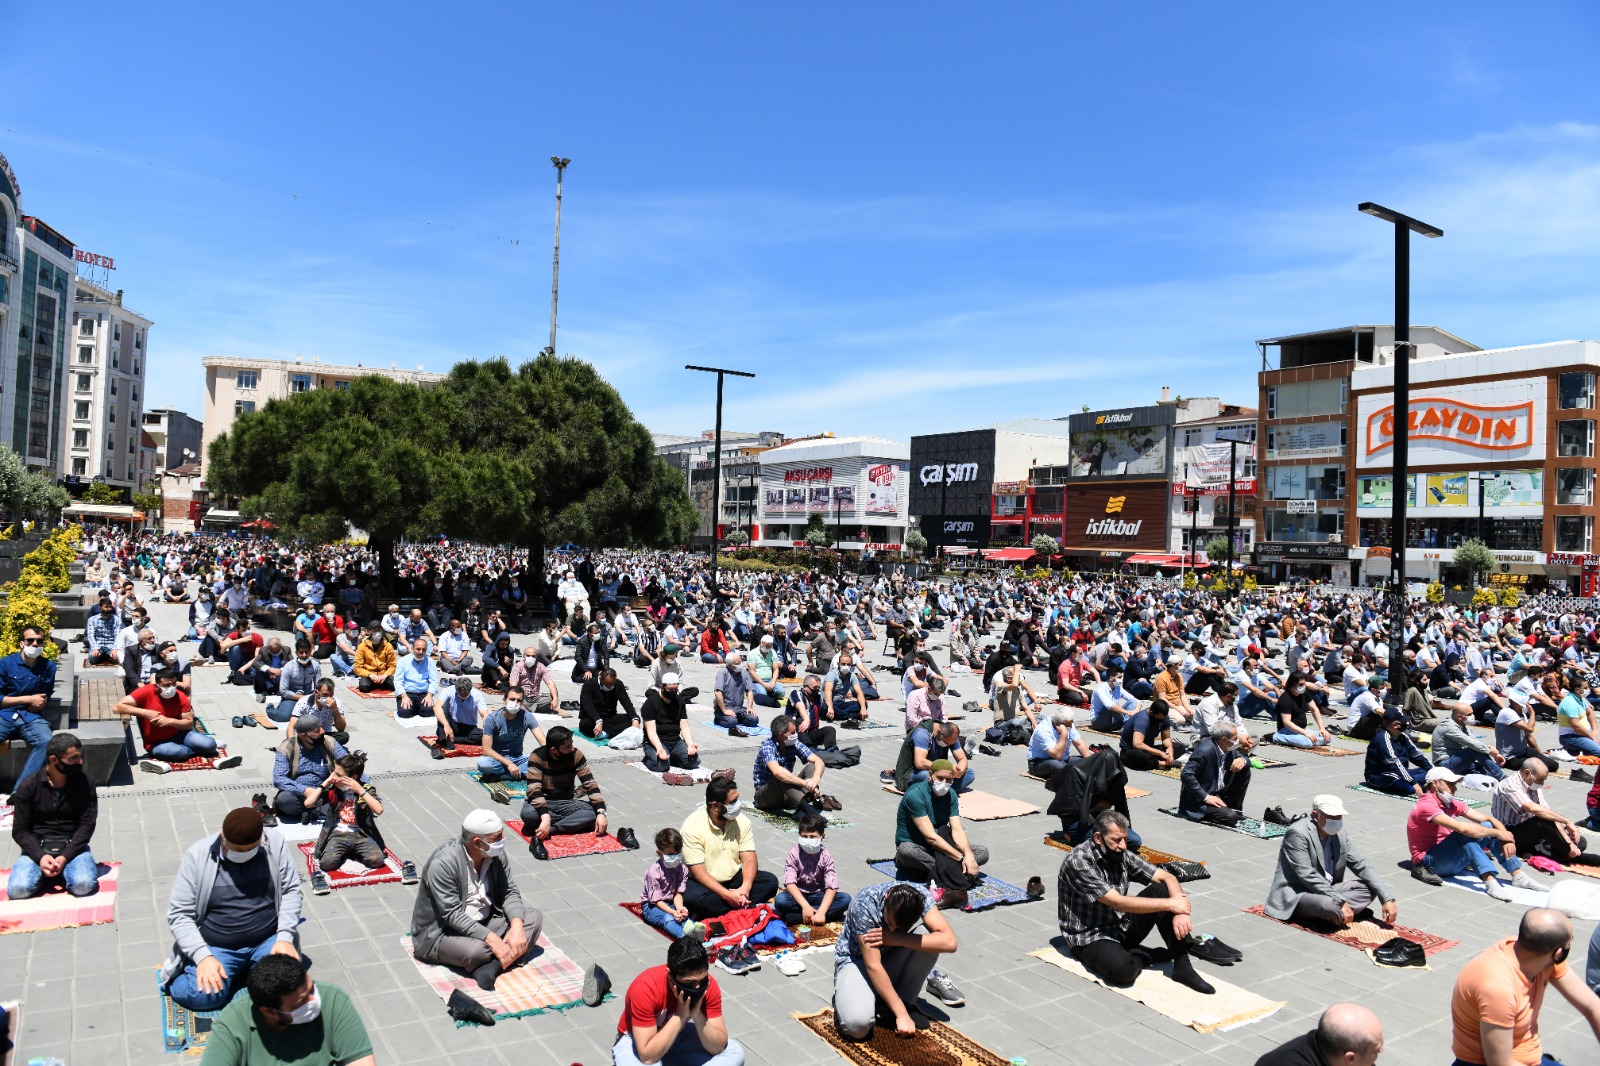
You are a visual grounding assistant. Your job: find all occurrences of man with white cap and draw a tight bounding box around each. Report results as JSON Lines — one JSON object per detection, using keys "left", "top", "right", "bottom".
{"left": 1265, "top": 794, "right": 1396, "bottom": 929}
{"left": 409, "top": 810, "right": 541, "bottom": 989}
{"left": 642, "top": 672, "right": 700, "bottom": 772}
{"left": 1028, "top": 705, "right": 1089, "bottom": 779}
{"left": 1405, "top": 765, "right": 1538, "bottom": 896}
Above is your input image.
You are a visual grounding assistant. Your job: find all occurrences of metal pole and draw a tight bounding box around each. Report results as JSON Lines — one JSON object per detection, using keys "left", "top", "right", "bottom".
{"left": 1190, "top": 487, "right": 1198, "bottom": 571}
{"left": 686, "top": 365, "right": 756, "bottom": 606}
{"left": 1389, "top": 221, "right": 1410, "bottom": 695}
{"left": 1227, "top": 438, "right": 1239, "bottom": 588}
{"left": 1478, "top": 479, "right": 1486, "bottom": 547}
{"left": 548, "top": 157, "right": 571, "bottom": 354}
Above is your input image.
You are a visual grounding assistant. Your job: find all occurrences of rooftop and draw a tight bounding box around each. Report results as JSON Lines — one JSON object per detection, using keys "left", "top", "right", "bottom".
{"left": 759, "top": 434, "right": 909, "bottom": 462}
{"left": 200, "top": 355, "right": 448, "bottom": 382}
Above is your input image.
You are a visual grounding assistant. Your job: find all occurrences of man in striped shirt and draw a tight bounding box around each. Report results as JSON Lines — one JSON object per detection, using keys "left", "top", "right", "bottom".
{"left": 519, "top": 725, "right": 609, "bottom": 860}
{"left": 1491, "top": 761, "right": 1600, "bottom": 866}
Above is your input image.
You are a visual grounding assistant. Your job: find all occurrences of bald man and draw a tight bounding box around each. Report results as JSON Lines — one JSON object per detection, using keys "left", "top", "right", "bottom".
{"left": 1253, "top": 1002, "right": 1383, "bottom": 1066}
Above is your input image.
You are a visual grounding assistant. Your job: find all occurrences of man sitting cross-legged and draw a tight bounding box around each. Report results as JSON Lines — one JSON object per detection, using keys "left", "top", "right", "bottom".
{"left": 1405, "top": 766, "right": 1539, "bottom": 897}
{"left": 751, "top": 716, "right": 828, "bottom": 823}
{"left": 514, "top": 725, "right": 613, "bottom": 860}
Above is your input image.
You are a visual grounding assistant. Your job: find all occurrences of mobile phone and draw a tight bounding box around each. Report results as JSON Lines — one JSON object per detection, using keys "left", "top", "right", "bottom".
{"left": 1428, "top": 486, "right": 1447, "bottom": 504}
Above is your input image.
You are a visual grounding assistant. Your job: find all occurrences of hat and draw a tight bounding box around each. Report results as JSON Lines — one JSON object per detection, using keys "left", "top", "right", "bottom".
{"left": 929, "top": 758, "right": 955, "bottom": 774}
{"left": 461, "top": 809, "right": 503, "bottom": 837}
{"left": 1425, "top": 766, "right": 1463, "bottom": 783}
{"left": 1381, "top": 708, "right": 1405, "bottom": 723}
{"left": 661, "top": 671, "right": 682, "bottom": 686}
{"left": 222, "top": 807, "right": 265, "bottom": 846}
{"left": 663, "top": 643, "right": 682, "bottom": 655}
{"left": 294, "top": 715, "right": 323, "bottom": 735}
{"left": 760, "top": 634, "right": 773, "bottom": 645}
{"left": 1311, "top": 794, "right": 1347, "bottom": 817}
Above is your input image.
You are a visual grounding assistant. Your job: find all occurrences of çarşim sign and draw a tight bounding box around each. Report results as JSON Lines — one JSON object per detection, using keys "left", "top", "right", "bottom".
{"left": 1364, "top": 396, "right": 1534, "bottom": 457}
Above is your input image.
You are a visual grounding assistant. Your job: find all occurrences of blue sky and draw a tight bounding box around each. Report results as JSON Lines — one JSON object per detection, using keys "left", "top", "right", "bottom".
{"left": 6, "top": 3, "right": 1600, "bottom": 443}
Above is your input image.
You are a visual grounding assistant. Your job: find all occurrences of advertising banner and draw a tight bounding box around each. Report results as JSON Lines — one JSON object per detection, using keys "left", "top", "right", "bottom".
{"left": 908, "top": 429, "right": 997, "bottom": 515}
{"left": 1423, "top": 472, "right": 1469, "bottom": 507}
{"left": 1356, "top": 378, "right": 1545, "bottom": 469}
{"left": 1064, "top": 483, "right": 1167, "bottom": 551}
{"left": 864, "top": 463, "right": 899, "bottom": 515}
{"left": 1356, "top": 475, "right": 1414, "bottom": 509}
{"left": 1071, "top": 425, "right": 1169, "bottom": 478}
{"left": 1266, "top": 421, "right": 1343, "bottom": 460}
{"left": 1183, "top": 441, "right": 1250, "bottom": 488}
{"left": 1480, "top": 469, "right": 1542, "bottom": 507}
{"left": 1357, "top": 470, "right": 1543, "bottom": 510}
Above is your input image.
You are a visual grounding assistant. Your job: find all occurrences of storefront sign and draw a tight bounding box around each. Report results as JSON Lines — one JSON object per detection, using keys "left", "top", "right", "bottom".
{"left": 1549, "top": 552, "right": 1596, "bottom": 567}
{"left": 1366, "top": 397, "right": 1534, "bottom": 456}
{"left": 1064, "top": 484, "right": 1166, "bottom": 551}
{"left": 1286, "top": 499, "right": 1317, "bottom": 515}
{"left": 784, "top": 467, "right": 833, "bottom": 483}
{"left": 1252, "top": 542, "right": 1349, "bottom": 561}
{"left": 74, "top": 249, "right": 115, "bottom": 270}
{"left": 1357, "top": 378, "right": 1545, "bottom": 468}
{"left": 1169, "top": 479, "right": 1256, "bottom": 497}
{"left": 1095, "top": 412, "right": 1135, "bottom": 425}
{"left": 1267, "top": 421, "right": 1342, "bottom": 460}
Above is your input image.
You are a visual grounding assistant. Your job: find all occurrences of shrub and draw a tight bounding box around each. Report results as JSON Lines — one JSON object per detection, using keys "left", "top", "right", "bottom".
{"left": 1471, "top": 586, "right": 1499, "bottom": 608}
{"left": 1181, "top": 571, "right": 1199, "bottom": 591}
{"left": 724, "top": 529, "right": 750, "bottom": 546}
{"left": 1499, "top": 586, "right": 1520, "bottom": 607}
{"left": 0, "top": 525, "right": 81, "bottom": 658}
{"left": 1241, "top": 573, "right": 1259, "bottom": 592}
{"left": 1425, "top": 581, "right": 1445, "bottom": 604}
{"left": 904, "top": 530, "right": 927, "bottom": 554}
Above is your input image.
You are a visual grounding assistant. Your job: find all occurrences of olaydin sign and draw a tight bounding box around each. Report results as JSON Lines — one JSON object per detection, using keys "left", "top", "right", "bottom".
{"left": 920, "top": 462, "right": 979, "bottom": 486}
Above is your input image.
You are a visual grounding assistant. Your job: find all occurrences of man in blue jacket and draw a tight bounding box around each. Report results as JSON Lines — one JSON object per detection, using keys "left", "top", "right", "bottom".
{"left": 0, "top": 625, "right": 58, "bottom": 785}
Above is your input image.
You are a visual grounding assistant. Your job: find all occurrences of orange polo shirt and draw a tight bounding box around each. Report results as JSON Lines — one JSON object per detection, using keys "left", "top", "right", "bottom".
{"left": 1450, "top": 937, "right": 1568, "bottom": 1065}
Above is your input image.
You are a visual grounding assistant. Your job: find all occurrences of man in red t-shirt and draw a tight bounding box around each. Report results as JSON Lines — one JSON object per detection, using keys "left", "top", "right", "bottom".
{"left": 113, "top": 667, "right": 240, "bottom": 773}
{"left": 614, "top": 938, "right": 742, "bottom": 1066}
{"left": 310, "top": 604, "right": 346, "bottom": 661}
{"left": 1405, "top": 766, "right": 1537, "bottom": 898}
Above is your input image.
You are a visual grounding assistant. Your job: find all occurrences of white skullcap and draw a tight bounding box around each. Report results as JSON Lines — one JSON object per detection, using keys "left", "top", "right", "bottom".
{"left": 462, "top": 809, "right": 503, "bottom": 837}
{"left": 661, "top": 671, "right": 682, "bottom": 685}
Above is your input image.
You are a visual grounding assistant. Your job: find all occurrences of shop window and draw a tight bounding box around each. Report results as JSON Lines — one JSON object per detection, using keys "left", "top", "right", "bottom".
{"left": 1559, "top": 372, "right": 1595, "bottom": 410}
{"left": 1556, "top": 515, "right": 1593, "bottom": 553}
{"left": 1557, "top": 419, "right": 1594, "bottom": 458}
{"left": 1264, "top": 507, "right": 1342, "bottom": 543}
{"left": 1557, "top": 468, "right": 1594, "bottom": 507}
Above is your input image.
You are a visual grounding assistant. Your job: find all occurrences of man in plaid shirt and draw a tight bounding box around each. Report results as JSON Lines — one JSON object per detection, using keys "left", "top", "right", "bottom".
{"left": 751, "top": 717, "right": 827, "bottom": 821}
{"left": 1057, "top": 810, "right": 1215, "bottom": 995}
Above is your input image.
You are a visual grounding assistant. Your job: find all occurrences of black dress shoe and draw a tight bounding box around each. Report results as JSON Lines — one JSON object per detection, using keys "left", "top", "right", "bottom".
{"left": 726, "top": 725, "right": 748, "bottom": 738}
{"left": 616, "top": 828, "right": 639, "bottom": 850}
{"left": 529, "top": 837, "right": 549, "bottom": 861}
{"left": 1263, "top": 805, "right": 1292, "bottom": 826}
{"left": 446, "top": 989, "right": 496, "bottom": 1026}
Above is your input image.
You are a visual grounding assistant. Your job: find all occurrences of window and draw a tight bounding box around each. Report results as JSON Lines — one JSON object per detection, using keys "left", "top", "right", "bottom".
{"left": 1266, "top": 379, "right": 1343, "bottom": 419}
{"left": 1267, "top": 464, "right": 1344, "bottom": 501}
{"left": 235, "top": 370, "right": 258, "bottom": 390}
{"left": 78, "top": 318, "right": 93, "bottom": 336}
{"left": 290, "top": 373, "right": 313, "bottom": 393}
{"left": 1265, "top": 387, "right": 1275, "bottom": 419}
{"left": 143, "top": 412, "right": 160, "bottom": 425}
{"left": 132, "top": 386, "right": 139, "bottom": 402}
{"left": 1556, "top": 515, "right": 1593, "bottom": 553}
{"left": 72, "top": 430, "right": 88, "bottom": 449}
{"left": 1557, "top": 468, "right": 1594, "bottom": 507}
{"left": 70, "top": 458, "right": 86, "bottom": 476}
{"left": 235, "top": 400, "right": 255, "bottom": 416}
{"left": 1560, "top": 372, "right": 1595, "bottom": 411}
{"left": 127, "top": 464, "right": 134, "bottom": 481}
{"left": 110, "top": 380, "right": 117, "bottom": 396}
{"left": 132, "top": 360, "right": 139, "bottom": 376}
{"left": 77, "top": 345, "right": 94, "bottom": 365}
{"left": 1264, "top": 506, "right": 1344, "bottom": 543}
{"left": 75, "top": 374, "right": 91, "bottom": 393}
{"left": 1557, "top": 419, "right": 1594, "bottom": 458}
{"left": 112, "top": 323, "right": 120, "bottom": 342}
{"left": 332, "top": 380, "right": 350, "bottom": 391}
{"left": 135, "top": 329, "right": 143, "bottom": 350}
{"left": 73, "top": 402, "right": 90, "bottom": 421}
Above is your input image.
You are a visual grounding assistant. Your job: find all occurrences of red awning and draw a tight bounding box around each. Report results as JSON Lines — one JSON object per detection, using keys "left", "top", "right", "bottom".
{"left": 980, "top": 548, "right": 1037, "bottom": 561}
{"left": 1126, "top": 553, "right": 1208, "bottom": 568}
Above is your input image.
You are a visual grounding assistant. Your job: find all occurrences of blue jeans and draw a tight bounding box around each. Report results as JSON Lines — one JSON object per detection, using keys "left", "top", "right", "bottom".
{"left": 752, "top": 685, "right": 786, "bottom": 708}
{"left": 1125, "top": 680, "right": 1154, "bottom": 701}
{"left": 1426, "top": 832, "right": 1522, "bottom": 879}
{"left": 167, "top": 934, "right": 297, "bottom": 1013}
{"left": 1239, "top": 693, "right": 1276, "bottom": 719}
{"left": 858, "top": 680, "right": 880, "bottom": 701}
{"left": 909, "top": 767, "right": 975, "bottom": 794}
{"left": 1561, "top": 734, "right": 1600, "bottom": 758}
{"left": 0, "top": 710, "right": 52, "bottom": 783}
{"left": 830, "top": 698, "right": 864, "bottom": 721}
{"left": 713, "top": 708, "right": 760, "bottom": 728}
{"left": 640, "top": 901, "right": 688, "bottom": 939}
{"left": 1440, "top": 750, "right": 1507, "bottom": 781}
{"left": 1367, "top": 767, "right": 1429, "bottom": 795}
{"left": 613, "top": 1025, "right": 745, "bottom": 1066}
{"left": 329, "top": 651, "right": 354, "bottom": 677}
{"left": 644, "top": 739, "right": 700, "bottom": 772}
{"left": 1273, "top": 729, "right": 1327, "bottom": 749}
{"left": 266, "top": 698, "right": 298, "bottom": 723}
{"left": 149, "top": 730, "right": 220, "bottom": 762}
{"left": 476, "top": 753, "right": 528, "bottom": 780}
{"left": 774, "top": 889, "right": 851, "bottom": 925}
{"left": 6, "top": 851, "right": 99, "bottom": 899}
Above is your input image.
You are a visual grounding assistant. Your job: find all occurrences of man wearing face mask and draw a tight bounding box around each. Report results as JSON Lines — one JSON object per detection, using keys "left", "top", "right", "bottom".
{"left": 1089, "top": 667, "right": 1141, "bottom": 733}
{"left": 821, "top": 653, "right": 869, "bottom": 726}
{"left": 121, "top": 626, "right": 160, "bottom": 696}
{"left": 154, "top": 640, "right": 194, "bottom": 696}
{"left": 162, "top": 807, "right": 305, "bottom": 1013}
{"left": 410, "top": 810, "right": 541, "bottom": 990}
{"left": 517, "top": 725, "right": 623, "bottom": 858}
{"left": 85, "top": 600, "right": 122, "bottom": 665}
{"left": 785, "top": 676, "right": 838, "bottom": 752}
{"left": 580, "top": 667, "right": 638, "bottom": 740}
{"left": 680, "top": 778, "right": 780, "bottom": 920}
{"left": 291, "top": 679, "right": 349, "bottom": 746}
{"left": 7, "top": 733, "right": 100, "bottom": 899}
{"left": 614, "top": 936, "right": 743, "bottom": 1066}
{"left": 0, "top": 625, "right": 59, "bottom": 784}
{"left": 752, "top": 717, "right": 829, "bottom": 822}
{"left": 480, "top": 688, "right": 545, "bottom": 793}
{"left": 271, "top": 717, "right": 349, "bottom": 824}
{"left": 893, "top": 759, "right": 988, "bottom": 903}
{"left": 1265, "top": 794, "right": 1396, "bottom": 930}
{"left": 116, "top": 666, "right": 237, "bottom": 773}
{"left": 271, "top": 640, "right": 324, "bottom": 725}
{"left": 1407, "top": 766, "right": 1537, "bottom": 897}
{"left": 203, "top": 952, "right": 375, "bottom": 1065}
{"left": 353, "top": 625, "right": 396, "bottom": 693}
{"left": 509, "top": 645, "right": 559, "bottom": 716}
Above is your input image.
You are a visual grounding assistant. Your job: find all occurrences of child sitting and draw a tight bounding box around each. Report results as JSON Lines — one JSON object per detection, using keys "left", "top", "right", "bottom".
{"left": 310, "top": 751, "right": 416, "bottom": 893}
{"left": 639, "top": 828, "right": 705, "bottom": 940}
{"left": 774, "top": 814, "right": 851, "bottom": 925}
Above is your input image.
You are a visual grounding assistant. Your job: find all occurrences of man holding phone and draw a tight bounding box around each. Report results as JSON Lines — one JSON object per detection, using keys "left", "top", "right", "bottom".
{"left": 613, "top": 936, "right": 744, "bottom": 1066}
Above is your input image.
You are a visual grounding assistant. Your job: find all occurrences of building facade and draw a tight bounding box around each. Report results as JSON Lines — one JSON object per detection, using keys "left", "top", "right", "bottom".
{"left": 13, "top": 217, "right": 77, "bottom": 473}
{"left": 63, "top": 278, "right": 152, "bottom": 491}
{"left": 908, "top": 419, "right": 1073, "bottom": 551}
{"left": 200, "top": 356, "right": 448, "bottom": 464}
{"left": 656, "top": 430, "right": 786, "bottom": 545}
{"left": 0, "top": 152, "right": 19, "bottom": 464}
{"left": 756, "top": 435, "right": 909, "bottom": 551}
{"left": 142, "top": 407, "right": 203, "bottom": 470}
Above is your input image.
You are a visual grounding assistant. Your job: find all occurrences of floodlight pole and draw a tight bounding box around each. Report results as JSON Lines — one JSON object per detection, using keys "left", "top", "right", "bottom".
{"left": 686, "top": 365, "right": 756, "bottom": 603}
{"left": 548, "top": 157, "right": 570, "bottom": 353}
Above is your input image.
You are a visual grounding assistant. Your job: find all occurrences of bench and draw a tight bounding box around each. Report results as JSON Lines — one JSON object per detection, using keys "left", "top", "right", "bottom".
{"left": 0, "top": 672, "right": 75, "bottom": 791}
{"left": 71, "top": 676, "right": 129, "bottom": 786}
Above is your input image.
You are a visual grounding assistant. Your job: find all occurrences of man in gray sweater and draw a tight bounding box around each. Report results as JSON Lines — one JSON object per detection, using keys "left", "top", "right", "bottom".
{"left": 1431, "top": 702, "right": 1508, "bottom": 782}
{"left": 161, "top": 807, "right": 305, "bottom": 1012}
{"left": 410, "top": 809, "right": 543, "bottom": 989}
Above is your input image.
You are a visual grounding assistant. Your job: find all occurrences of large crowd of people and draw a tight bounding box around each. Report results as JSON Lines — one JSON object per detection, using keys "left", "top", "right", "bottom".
{"left": 10, "top": 527, "right": 1600, "bottom": 1063}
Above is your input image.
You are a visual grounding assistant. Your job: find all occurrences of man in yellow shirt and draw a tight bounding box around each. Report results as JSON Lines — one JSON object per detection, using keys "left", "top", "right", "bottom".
{"left": 680, "top": 777, "right": 779, "bottom": 920}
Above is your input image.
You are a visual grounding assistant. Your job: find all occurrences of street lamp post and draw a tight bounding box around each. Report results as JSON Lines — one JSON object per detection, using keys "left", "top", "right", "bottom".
{"left": 686, "top": 365, "right": 755, "bottom": 604}
{"left": 548, "top": 157, "right": 571, "bottom": 354}
{"left": 1359, "top": 202, "right": 1443, "bottom": 698}
{"left": 1188, "top": 486, "right": 1199, "bottom": 571}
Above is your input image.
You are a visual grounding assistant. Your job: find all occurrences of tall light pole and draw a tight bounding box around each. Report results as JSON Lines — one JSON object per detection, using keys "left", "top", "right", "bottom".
{"left": 1359, "top": 202, "right": 1443, "bottom": 699}
{"left": 686, "top": 365, "right": 755, "bottom": 603}
{"left": 548, "top": 157, "right": 571, "bottom": 354}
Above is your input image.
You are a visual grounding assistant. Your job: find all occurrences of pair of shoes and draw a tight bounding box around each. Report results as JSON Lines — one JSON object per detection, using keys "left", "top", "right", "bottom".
{"left": 1184, "top": 934, "right": 1242, "bottom": 965}
{"left": 1025, "top": 875, "right": 1045, "bottom": 899}
{"left": 924, "top": 968, "right": 965, "bottom": 1006}
{"left": 616, "top": 827, "right": 640, "bottom": 850}
{"left": 1263, "top": 805, "right": 1293, "bottom": 826}
{"left": 661, "top": 771, "right": 695, "bottom": 786}
{"left": 978, "top": 743, "right": 1002, "bottom": 757}
{"left": 310, "top": 870, "right": 331, "bottom": 895}
{"left": 252, "top": 793, "right": 279, "bottom": 828}
{"left": 840, "top": 719, "right": 861, "bottom": 729}
{"left": 400, "top": 860, "right": 418, "bottom": 884}
{"left": 1411, "top": 864, "right": 1445, "bottom": 887}
{"left": 715, "top": 942, "right": 761, "bottom": 975}
{"left": 241, "top": 715, "right": 259, "bottom": 728}
{"left": 445, "top": 989, "right": 496, "bottom": 1026}
{"left": 726, "top": 725, "right": 749, "bottom": 738}
{"left": 936, "top": 888, "right": 968, "bottom": 910}
{"left": 489, "top": 784, "right": 512, "bottom": 805}
{"left": 776, "top": 952, "right": 806, "bottom": 977}
{"left": 139, "top": 759, "right": 171, "bottom": 775}
{"left": 216, "top": 755, "right": 243, "bottom": 770}
{"left": 231, "top": 716, "right": 245, "bottom": 728}
{"left": 1162, "top": 860, "right": 1211, "bottom": 883}
{"left": 711, "top": 768, "right": 736, "bottom": 782}
{"left": 528, "top": 837, "right": 549, "bottom": 861}
{"left": 879, "top": 769, "right": 896, "bottom": 785}
{"left": 582, "top": 963, "right": 611, "bottom": 1007}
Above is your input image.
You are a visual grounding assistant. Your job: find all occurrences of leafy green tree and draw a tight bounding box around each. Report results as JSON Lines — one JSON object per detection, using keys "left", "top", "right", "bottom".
{"left": 803, "top": 513, "right": 833, "bottom": 548}
{"left": 438, "top": 356, "right": 698, "bottom": 586}
{"left": 206, "top": 375, "right": 459, "bottom": 590}
{"left": 904, "top": 529, "right": 927, "bottom": 555}
{"left": 1203, "top": 535, "right": 1232, "bottom": 563}
{"left": 82, "top": 481, "right": 122, "bottom": 505}
{"left": 1454, "top": 538, "right": 1497, "bottom": 587}
{"left": 132, "top": 490, "right": 162, "bottom": 515}
{"left": 1030, "top": 533, "right": 1058, "bottom": 556}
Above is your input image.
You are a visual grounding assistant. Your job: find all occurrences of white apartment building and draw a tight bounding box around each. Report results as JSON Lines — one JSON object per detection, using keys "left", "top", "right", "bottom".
{"left": 64, "top": 278, "right": 152, "bottom": 489}
{"left": 0, "top": 151, "right": 19, "bottom": 463}
{"left": 200, "top": 356, "right": 448, "bottom": 464}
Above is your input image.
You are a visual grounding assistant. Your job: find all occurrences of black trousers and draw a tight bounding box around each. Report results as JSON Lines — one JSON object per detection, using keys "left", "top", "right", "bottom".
{"left": 682, "top": 870, "right": 780, "bottom": 919}
{"left": 798, "top": 724, "right": 838, "bottom": 751}
{"left": 1511, "top": 818, "right": 1599, "bottom": 863}
{"left": 1071, "top": 881, "right": 1190, "bottom": 986}
{"left": 1122, "top": 740, "right": 1189, "bottom": 771}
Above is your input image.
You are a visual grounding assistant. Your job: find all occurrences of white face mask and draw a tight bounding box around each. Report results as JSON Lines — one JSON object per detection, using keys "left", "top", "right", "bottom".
{"left": 484, "top": 839, "right": 506, "bottom": 856}
{"left": 660, "top": 852, "right": 685, "bottom": 868}
{"left": 782, "top": 735, "right": 797, "bottom": 748}
{"left": 1321, "top": 817, "right": 1343, "bottom": 836}
{"left": 797, "top": 837, "right": 824, "bottom": 854}
{"left": 158, "top": 685, "right": 178, "bottom": 699}
{"left": 282, "top": 987, "right": 322, "bottom": 1026}
{"left": 21, "top": 644, "right": 42, "bottom": 660}
{"left": 931, "top": 780, "right": 952, "bottom": 797}
{"left": 225, "top": 845, "right": 259, "bottom": 864}
{"left": 721, "top": 800, "right": 742, "bottom": 819}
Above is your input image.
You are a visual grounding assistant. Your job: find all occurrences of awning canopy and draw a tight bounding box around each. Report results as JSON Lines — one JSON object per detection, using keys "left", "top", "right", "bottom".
{"left": 941, "top": 546, "right": 977, "bottom": 556}
{"left": 203, "top": 508, "right": 244, "bottom": 524}
{"left": 63, "top": 503, "right": 141, "bottom": 522}
{"left": 1126, "top": 553, "right": 1208, "bottom": 568}
{"left": 980, "top": 547, "right": 1036, "bottom": 562}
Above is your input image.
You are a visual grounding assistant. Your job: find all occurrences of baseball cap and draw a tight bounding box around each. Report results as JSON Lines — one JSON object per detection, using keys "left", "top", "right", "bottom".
{"left": 1425, "top": 766, "right": 1463, "bottom": 783}
{"left": 1311, "top": 794, "right": 1347, "bottom": 817}
{"left": 661, "top": 671, "right": 682, "bottom": 686}
{"left": 1382, "top": 708, "right": 1405, "bottom": 723}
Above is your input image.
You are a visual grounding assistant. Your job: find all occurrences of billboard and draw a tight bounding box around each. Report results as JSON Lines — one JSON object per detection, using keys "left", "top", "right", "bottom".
{"left": 1182, "top": 441, "right": 1251, "bottom": 489}
{"left": 864, "top": 463, "right": 899, "bottom": 515}
{"left": 1358, "top": 470, "right": 1543, "bottom": 510}
{"left": 1266, "top": 421, "right": 1343, "bottom": 460}
{"left": 1070, "top": 425, "right": 1169, "bottom": 478}
{"left": 1064, "top": 483, "right": 1168, "bottom": 552}
{"left": 1356, "top": 378, "right": 1545, "bottom": 469}
{"left": 908, "top": 429, "right": 997, "bottom": 515}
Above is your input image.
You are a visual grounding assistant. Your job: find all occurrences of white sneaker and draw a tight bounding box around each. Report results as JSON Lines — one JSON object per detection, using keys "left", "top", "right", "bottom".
{"left": 776, "top": 953, "right": 806, "bottom": 977}
{"left": 1484, "top": 879, "right": 1515, "bottom": 901}
{"left": 139, "top": 759, "right": 171, "bottom": 775}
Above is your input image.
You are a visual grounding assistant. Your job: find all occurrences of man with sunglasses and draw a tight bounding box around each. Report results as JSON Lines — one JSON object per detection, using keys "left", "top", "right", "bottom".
{"left": 1450, "top": 907, "right": 1600, "bottom": 1066}
{"left": 613, "top": 936, "right": 743, "bottom": 1066}
{"left": 0, "top": 625, "right": 57, "bottom": 785}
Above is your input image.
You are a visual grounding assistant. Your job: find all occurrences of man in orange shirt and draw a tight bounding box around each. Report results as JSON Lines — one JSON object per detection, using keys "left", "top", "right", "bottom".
{"left": 1451, "top": 907, "right": 1600, "bottom": 1066}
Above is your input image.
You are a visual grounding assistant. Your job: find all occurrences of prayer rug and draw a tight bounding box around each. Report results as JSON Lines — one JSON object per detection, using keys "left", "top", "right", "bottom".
{"left": 248, "top": 712, "right": 279, "bottom": 730}
{"left": 1442, "top": 873, "right": 1549, "bottom": 907}
{"left": 150, "top": 747, "right": 228, "bottom": 772}
{"left": 881, "top": 784, "right": 904, "bottom": 796}
{"left": 467, "top": 772, "right": 526, "bottom": 800}
{"left": 698, "top": 721, "right": 772, "bottom": 738}
{"left": 349, "top": 687, "right": 397, "bottom": 699}
{"left": 865, "top": 860, "right": 1034, "bottom": 912}
{"left": 625, "top": 762, "right": 714, "bottom": 785}
{"left": 296, "top": 841, "right": 404, "bottom": 888}
{"left": 161, "top": 975, "right": 220, "bottom": 1056}
{"left": 0, "top": 863, "right": 120, "bottom": 935}
{"left": 1041, "top": 836, "right": 1210, "bottom": 877}
{"left": 270, "top": 821, "right": 322, "bottom": 844}
{"left": 794, "top": 1008, "right": 1012, "bottom": 1066}
{"left": 503, "top": 821, "right": 628, "bottom": 858}
{"left": 1145, "top": 766, "right": 1183, "bottom": 780}
{"left": 1015, "top": 773, "right": 1147, "bottom": 797}
{"left": 575, "top": 731, "right": 611, "bottom": 747}
{"left": 953, "top": 789, "right": 1040, "bottom": 822}
{"left": 1347, "top": 783, "right": 1488, "bottom": 809}
{"left": 418, "top": 735, "right": 484, "bottom": 758}
{"left": 1158, "top": 808, "right": 1288, "bottom": 839}
{"left": 1242, "top": 904, "right": 1458, "bottom": 957}
{"left": 400, "top": 933, "right": 602, "bottom": 1025}
{"left": 1549, "top": 861, "right": 1600, "bottom": 881}
{"left": 747, "top": 806, "right": 857, "bottom": 833}
{"left": 1249, "top": 756, "right": 1295, "bottom": 769}
{"left": 1026, "top": 947, "right": 1285, "bottom": 1033}
{"left": 1300, "top": 745, "right": 1361, "bottom": 757}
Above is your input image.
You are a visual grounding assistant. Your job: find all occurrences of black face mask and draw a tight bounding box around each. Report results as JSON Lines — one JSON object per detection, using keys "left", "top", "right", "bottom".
{"left": 673, "top": 978, "right": 708, "bottom": 1005}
